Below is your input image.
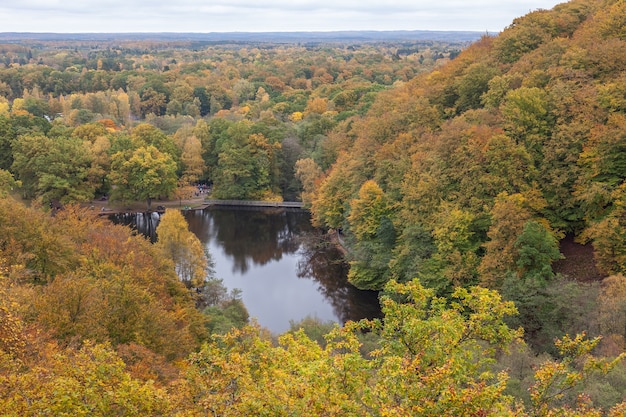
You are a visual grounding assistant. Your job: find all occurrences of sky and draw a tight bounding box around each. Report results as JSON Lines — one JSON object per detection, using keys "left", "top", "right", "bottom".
{"left": 0, "top": 1, "right": 566, "bottom": 33}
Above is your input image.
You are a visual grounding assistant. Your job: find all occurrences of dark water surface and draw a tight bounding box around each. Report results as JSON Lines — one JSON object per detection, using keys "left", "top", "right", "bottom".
{"left": 112, "top": 207, "right": 381, "bottom": 334}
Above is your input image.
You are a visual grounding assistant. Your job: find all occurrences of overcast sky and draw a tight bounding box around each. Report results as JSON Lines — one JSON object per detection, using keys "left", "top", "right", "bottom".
{"left": 0, "top": 1, "right": 565, "bottom": 33}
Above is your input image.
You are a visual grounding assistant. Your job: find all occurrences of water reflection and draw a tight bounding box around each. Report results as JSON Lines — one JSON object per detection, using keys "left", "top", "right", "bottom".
{"left": 296, "top": 233, "right": 382, "bottom": 325}
{"left": 112, "top": 211, "right": 161, "bottom": 243}
{"left": 111, "top": 207, "right": 381, "bottom": 332}
{"left": 185, "top": 207, "right": 304, "bottom": 274}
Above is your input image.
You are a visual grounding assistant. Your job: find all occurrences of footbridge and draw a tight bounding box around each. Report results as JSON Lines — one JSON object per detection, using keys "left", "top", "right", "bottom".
{"left": 202, "top": 199, "right": 305, "bottom": 209}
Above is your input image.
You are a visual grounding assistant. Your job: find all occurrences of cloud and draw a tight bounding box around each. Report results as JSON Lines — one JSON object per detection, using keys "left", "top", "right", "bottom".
{"left": 0, "top": 1, "right": 565, "bottom": 33}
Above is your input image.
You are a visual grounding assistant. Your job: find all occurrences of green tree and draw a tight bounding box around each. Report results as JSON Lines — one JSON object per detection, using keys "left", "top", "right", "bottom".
{"left": 193, "top": 86, "right": 211, "bottom": 116}
{"left": 501, "top": 221, "right": 565, "bottom": 352}
{"left": 203, "top": 295, "right": 250, "bottom": 335}
{"left": 212, "top": 130, "right": 281, "bottom": 200}
{"left": 310, "top": 155, "right": 355, "bottom": 229}
{"left": 454, "top": 62, "right": 499, "bottom": 113}
{"left": 346, "top": 180, "right": 396, "bottom": 290}
{"left": 109, "top": 145, "right": 177, "bottom": 209}
{"left": 212, "top": 139, "right": 258, "bottom": 199}
{"left": 514, "top": 220, "right": 562, "bottom": 282}
{"left": 0, "top": 114, "right": 15, "bottom": 170}
{"left": 418, "top": 204, "right": 480, "bottom": 295}
{"left": 130, "top": 123, "right": 180, "bottom": 163}
{"left": 479, "top": 191, "right": 547, "bottom": 289}
{"left": 0, "top": 169, "right": 20, "bottom": 196}
{"left": 579, "top": 182, "right": 626, "bottom": 276}
{"left": 11, "top": 133, "right": 95, "bottom": 203}
{"left": 501, "top": 87, "right": 554, "bottom": 162}
{"left": 139, "top": 86, "right": 166, "bottom": 116}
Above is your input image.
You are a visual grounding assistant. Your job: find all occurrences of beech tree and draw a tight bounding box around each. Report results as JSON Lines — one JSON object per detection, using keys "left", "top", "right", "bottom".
{"left": 179, "top": 135, "right": 204, "bottom": 185}
{"left": 346, "top": 180, "right": 396, "bottom": 290}
{"left": 0, "top": 169, "right": 19, "bottom": 195}
{"left": 11, "top": 133, "right": 95, "bottom": 203}
{"left": 0, "top": 114, "right": 15, "bottom": 170}
{"left": 0, "top": 341, "right": 172, "bottom": 416}
{"left": 479, "top": 191, "right": 547, "bottom": 289}
{"left": 295, "top": 157, "right": 322, "bottom": 207}
{"left": 501, "top": 87, "right": 554, "bottom": 161}
{"left": 108, "top": 145, "right": 177, "bottom": 209}
{"left": 597, "top": 274, "right": 626, "bottom": 344}
{"left": 156, "top": 209, "right": 214, "bottom": 290}
{"left": 348, "top": 180, "right": 391, "bottom": 241}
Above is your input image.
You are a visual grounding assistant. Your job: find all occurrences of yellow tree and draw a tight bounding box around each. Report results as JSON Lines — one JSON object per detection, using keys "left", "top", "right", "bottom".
{"left": 0, "top": 169, "right": 20, "bottom": 196}
{"left": 479, "top": 190, "right": 548, "bottom": 288}
{"left": 580, "top": 182, "right": 626, "bottom": 275}
{"left": 596, "top": 274, "right": 626, "bottom": 348}
{"left": 311, "top": 153, "right": 356, "bottom": 229}
{"left": 294, "top": 157, "right": 322, "bottom": 207}
{"left": 176, "top": 280, "right": 525, "bottom": 416}
{"left": 346, "top": 180, "right": 396, "bottom": 290}
{"left": 156, "top": 209, "right": 213, "bottom": 290}
{"left": 176, "top": 279, "right": 625, "bottom": 416}
{"left": 0, "top": 341, "right": 172, "bottom": 416}
{"left": 418, "top": 203, "right": 480, "bottom": 294}
{"left": 528, "top": 334, "right": 626, "bottom": 417}
{"left": 179, "top": 135, "right": 205, "bottom": 186}
{"left": 348, "top": 180, "right": 391, "bottom": 241}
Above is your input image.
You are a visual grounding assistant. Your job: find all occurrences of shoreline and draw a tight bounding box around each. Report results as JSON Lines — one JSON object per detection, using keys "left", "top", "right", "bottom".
{"left": 328, "top": 229, "right": 349, "bottom": 257}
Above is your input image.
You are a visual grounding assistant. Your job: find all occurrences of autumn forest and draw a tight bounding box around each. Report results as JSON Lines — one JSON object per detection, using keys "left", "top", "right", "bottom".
{"left": 1, "top": 0, "right": 626, "bottom": 415}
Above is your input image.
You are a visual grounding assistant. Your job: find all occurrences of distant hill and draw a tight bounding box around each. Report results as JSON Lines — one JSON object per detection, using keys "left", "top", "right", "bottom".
{"left": 0, "top": 30, "right": 483, "bottom": 44}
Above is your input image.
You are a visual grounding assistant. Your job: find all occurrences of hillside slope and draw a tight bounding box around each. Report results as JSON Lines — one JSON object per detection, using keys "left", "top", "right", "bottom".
{"left": 308, "top": 0, "right": 626, "bottom": 291}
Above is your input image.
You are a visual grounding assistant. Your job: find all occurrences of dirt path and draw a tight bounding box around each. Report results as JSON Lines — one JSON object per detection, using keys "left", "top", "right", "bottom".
{"left": 552, "top": 234, "right": 604, "bottom": 282}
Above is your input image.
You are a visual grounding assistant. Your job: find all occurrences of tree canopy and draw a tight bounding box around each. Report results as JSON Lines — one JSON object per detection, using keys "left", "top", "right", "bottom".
{"left": 1, "top": 1, "right": 626, "bottom": 413}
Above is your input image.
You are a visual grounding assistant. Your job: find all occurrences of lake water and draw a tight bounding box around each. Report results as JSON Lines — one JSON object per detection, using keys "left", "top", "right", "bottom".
{"left": 113, "top": 207, "right": 381, "bottom": 334}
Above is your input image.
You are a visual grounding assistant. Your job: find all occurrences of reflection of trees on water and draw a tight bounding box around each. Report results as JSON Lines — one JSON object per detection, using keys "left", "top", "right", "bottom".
{"left": 296, "top": 232, "right": 382, "bottom": 324}
{"left": 110, "top": 212, "right": 161, "bottom": 243}
{"left": 185, "top": 207, "right": 305, "bottom": 274}
{"left": 185, "top": 206, "right": 381, "bottom": 324}
{"left": 112, "top": 207, "right": 381, "bottom": 325}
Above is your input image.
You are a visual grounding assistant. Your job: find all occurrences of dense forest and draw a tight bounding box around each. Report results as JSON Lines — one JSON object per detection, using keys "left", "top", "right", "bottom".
{"left": 0, "top": 33, "right": 466, "bottom": 204}
{"left": 1, "top": 0, "right": 626, "bottom": 415}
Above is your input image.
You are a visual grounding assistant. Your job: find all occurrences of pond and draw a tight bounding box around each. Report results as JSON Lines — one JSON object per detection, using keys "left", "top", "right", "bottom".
{"left": 112, "top": 207, "right": 381, "bottom": 334}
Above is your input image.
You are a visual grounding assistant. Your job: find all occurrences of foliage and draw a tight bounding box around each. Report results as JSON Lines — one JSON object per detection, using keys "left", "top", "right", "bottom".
{"left": 0, "top": 340, "right": 173, "bottom": 417}
{"left": 514, "top": 220, "right": 563, "bottom": 282}
{"left": 156, "top": 208, "right": 214, "bottom": 290}
{"left": 294, "top": 157, "right": 322, "bottom": 206}
{"left": 1, "top": 2, "right": 626, "bottom": 413}
{"left": 0, "top": 169, "right": 19, "bottom": 195}
{"left": 299, "top": 0, "right": 626, "bottom": 299}
{"left": 109, "top": 145, "right": 177, "bottom": 208}
{"left": 203, "top": 296, "right": 250, "bottom": 335}
{"left": 175, "top": 280, "right": 521, "bottom": 416}
{"left": 0, "top": 198, "right": 207, "bottom": 359}
{"left": 596, "top": 274, "right": 626, "bottom": 345}
{"left": 11, "top": 133, "right": 95, "bottom": 203}
{"left": 528, "top": 333, "right": 625, "bottom": 417}
{"left": 1, "top": 200, "right": 624, "bottom": 415}
{"left": 172, "top": 279, "right": 625, "bottom": 416}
